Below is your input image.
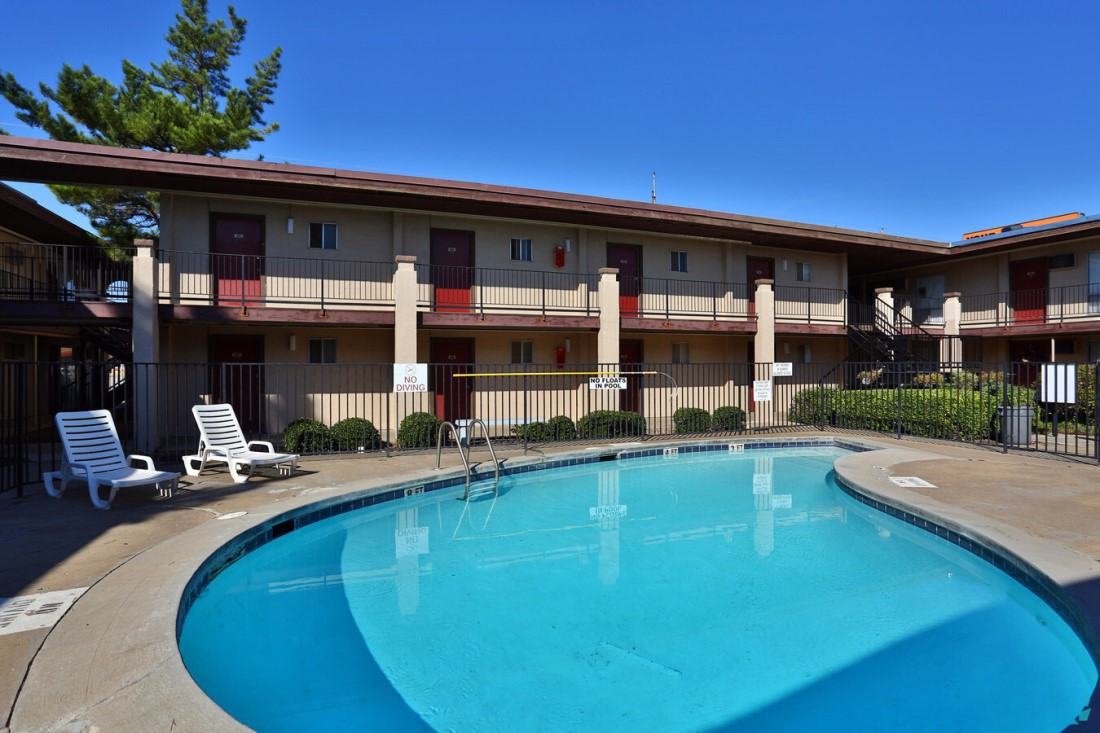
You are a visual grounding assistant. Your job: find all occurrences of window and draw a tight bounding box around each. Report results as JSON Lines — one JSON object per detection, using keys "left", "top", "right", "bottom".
{"left": 1089, "top": 341, "right": 1100, "bottom": 362}
{"left": 510, "top": 238, "right": 532, "bottom": 262}
{"left": 798, "top": 344, "right": 813, "bottom": 364}
{"left": 796, "top": 262, "right": 812, "bottom": 282}
{"left": 672, "top": 343, "right": 690, "bottom": 364}
{"left": 511, "top": 340, "right": 534, "bottom": 364}
{"left": 309, "top": 222, "right": 338, "bottom": 250}
{"left": 670, "top": 250, "right": 688, "bottom": 273}
{"left": 309, "top": 338, "right": 337, "bottom": 364}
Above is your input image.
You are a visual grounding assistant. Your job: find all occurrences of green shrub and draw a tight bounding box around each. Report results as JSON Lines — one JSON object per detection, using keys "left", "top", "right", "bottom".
{"left": 673, "top": 407, "right": 711, "bottom": 433}
{"left": 949, "top": 370, "right": 980, "bottom": 390}
{"left": 712, "top": 405, "right": 746, "bottom": 431}
{"left": 398, "top": 412, "right": 442, "bottom": 449}
{"left": 282, "top": 418, "right": 332, "bottom": 454}
{"left": 331, "top": 417, "right": 382, "bottom": 452}
{"left": 546, "top": 415, "right": 577, "bottom": 441}
{"left": 576, "top": 410, "right": 647, "bottom": 439}
{"left": 512, "top": 421, "right": 550, "bottom": 442}
{"left": 788, "top": 387, "right": 840, "bottom": 425}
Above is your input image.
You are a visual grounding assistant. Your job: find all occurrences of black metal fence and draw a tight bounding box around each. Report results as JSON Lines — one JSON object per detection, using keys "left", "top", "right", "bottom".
{"left": 2, "top": 359, "right": 1097, "bottom": 498}
{"left": 0, "top": 242, "right": 132, "bottom": 302}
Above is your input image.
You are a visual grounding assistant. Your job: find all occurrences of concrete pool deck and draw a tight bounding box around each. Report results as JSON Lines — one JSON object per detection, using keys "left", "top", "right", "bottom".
{"left": 2, "top": 434, "right": 1100, "bottom": 732}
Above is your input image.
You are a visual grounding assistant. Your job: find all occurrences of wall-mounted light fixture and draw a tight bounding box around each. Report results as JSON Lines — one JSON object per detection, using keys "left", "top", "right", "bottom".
{"left": 288, "top": 333, "right": 297, "bottom": 352}
{"left": 563, "top": 238, "right": 572, "bottom": 252}
{"left": 781, "top": 258, "right": 789, "bottom": 272}
{"left": 564, "top": 337, "right": 572, "bottom": 353}
{"left": 287, "top": 216, "right": 295, "bottom": 235}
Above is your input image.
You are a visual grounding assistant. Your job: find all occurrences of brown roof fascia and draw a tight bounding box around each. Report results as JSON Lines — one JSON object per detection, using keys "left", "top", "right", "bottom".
{"left": 0, "top": 136, "right": 948, "bottom": 257}
{"left": 0, "top": 181, "right": 95, "bottom": 245}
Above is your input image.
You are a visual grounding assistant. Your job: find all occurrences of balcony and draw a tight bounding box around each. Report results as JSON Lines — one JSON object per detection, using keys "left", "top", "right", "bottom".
{"left": 960, "top": 284, "right": 1100, "bottom": 332}
{"left": 774, "top": 286, "right": 847, "bottom": 331}
{"left": 157, "top": 250, "right": 394, "bottom": 311}
{"left": 0, "top": 242, "right": 132, "bottom": 302}
{"left": 416, "top": 264, "right": 598, "bottom": 317}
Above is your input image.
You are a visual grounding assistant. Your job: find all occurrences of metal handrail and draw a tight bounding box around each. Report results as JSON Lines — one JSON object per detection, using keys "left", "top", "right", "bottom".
{"left": 434, "top": 418, "right": 501, "bottom": 500}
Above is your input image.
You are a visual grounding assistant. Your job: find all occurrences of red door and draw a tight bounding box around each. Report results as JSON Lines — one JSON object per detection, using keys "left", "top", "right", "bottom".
{"left": 430, "top": 230, "right": 474, "bottom": 313}
{"left": 608, "top": 244, "right": 642, "bottom": 317}
{"left": 619, "top": 339, "right": 644, "bottom": 413}
{"left": 430, "top": 338, "right": 474, "bottom": 422}
{"left": 1011, "top": 258, "right": 1048, "bottom": 324}
{"left": 747, "top": 257, "right": 775, "bottom": 316}
{"left": 211, "top": 214, "right": 264, "bottom": 307}
{"left": 209, "top": 335, "right": 264, "bottom": 432}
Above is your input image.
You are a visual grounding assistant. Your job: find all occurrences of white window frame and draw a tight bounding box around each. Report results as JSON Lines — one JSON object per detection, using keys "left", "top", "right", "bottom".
{"left": 796, "top": 262, "right": 812, "bottom": 282}
{"left": 510, "top": 238, "right": 533, "bottom": 262}
{"left": 309, "top": 222, "right": 339, "bottom": 250}
{"left": 671, "top": 250, "right": 689, "bottom": 273}
{"left": 308, "top": 338, "right": 337, "bottom": 364}
{"left": 672, "top": 343, "right": 690, "bottom": 364}
{"left": 511, "top": 340, "right": 534, "bottom": 364}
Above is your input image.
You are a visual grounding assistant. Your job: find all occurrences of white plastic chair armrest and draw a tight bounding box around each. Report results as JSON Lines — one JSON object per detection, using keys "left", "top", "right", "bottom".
{"left": 247, "top": 441, "right": 275, "bottom": 453}
{"left": 128, "top": 454, "right": 155, "bottom": 470}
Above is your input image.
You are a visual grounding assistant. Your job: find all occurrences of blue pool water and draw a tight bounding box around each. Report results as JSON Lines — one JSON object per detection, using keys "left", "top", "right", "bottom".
{"left": 178, "top": 447, "right": 1096, "bottom": 732}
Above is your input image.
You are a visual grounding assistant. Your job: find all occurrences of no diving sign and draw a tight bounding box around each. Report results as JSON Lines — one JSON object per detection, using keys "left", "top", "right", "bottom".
{"left": 393, "top": 363, "right": 428, "bottom": 393}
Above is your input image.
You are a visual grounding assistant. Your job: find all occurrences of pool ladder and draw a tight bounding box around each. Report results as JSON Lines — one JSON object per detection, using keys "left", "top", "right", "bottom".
{"left": 435, "top": 419, "right": 501, "bottom": 501}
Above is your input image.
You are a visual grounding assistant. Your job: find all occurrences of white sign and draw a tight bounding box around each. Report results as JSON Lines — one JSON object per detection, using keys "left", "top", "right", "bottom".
{"left": 0, "top": 588, "right": 87, "bottom": 636}
{"left": 773, "top": 362, "right": 793, "bottom": 377}
{"left": 589, "top": 376, "right": 627, "bottom": 390}
{"left": 772, "top": 494, "right": 793, "bottom": 509}
{"left": 889, "top": 476, "right": 937, "bottom": 489}
{"left": 753, "top": 379, "right": 773, "bottom": 402}
{"left": 393, "top": 363, "right": 429, "bottom": 393}
{"left": 394, "top": 526, "right": 429, "bottom": 558}
{"left": 589, "top": 504, "right": 628, "bottom": 520}
{"left": 1041, "top": 363, "right": 1077, "bottom": 404}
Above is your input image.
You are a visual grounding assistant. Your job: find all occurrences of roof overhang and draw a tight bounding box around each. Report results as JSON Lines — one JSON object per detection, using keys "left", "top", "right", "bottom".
{"left": 0, "top": 136, "right": 948, "bottom": 274}
{"left": 0, "top": 180, "right": 94, "bottom": 245}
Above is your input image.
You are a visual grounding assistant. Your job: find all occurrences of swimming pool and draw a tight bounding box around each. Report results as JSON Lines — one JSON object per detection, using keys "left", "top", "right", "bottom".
{"left": 178, "top": 444, "right": 1096, "bottom": 732}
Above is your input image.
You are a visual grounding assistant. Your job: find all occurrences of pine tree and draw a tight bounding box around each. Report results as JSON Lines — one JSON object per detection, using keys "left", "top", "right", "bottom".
{"left": 0, "top": 0, "right": 282, "bottom": 244}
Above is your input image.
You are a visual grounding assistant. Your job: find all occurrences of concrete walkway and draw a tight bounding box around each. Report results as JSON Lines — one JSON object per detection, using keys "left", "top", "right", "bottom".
{"left": 2, "top": 435, "right": 1100, "bottom": 732}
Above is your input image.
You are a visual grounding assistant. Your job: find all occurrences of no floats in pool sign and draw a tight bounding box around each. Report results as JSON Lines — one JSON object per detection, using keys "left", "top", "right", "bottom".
{"left": 753, "top": 379, "right": 773, "bottom": 402}
{"left": 393, "top": 363, "right": 429, "bottom": 393}
{"left": 589, "top": 375, "right": 627, "bottom": 390}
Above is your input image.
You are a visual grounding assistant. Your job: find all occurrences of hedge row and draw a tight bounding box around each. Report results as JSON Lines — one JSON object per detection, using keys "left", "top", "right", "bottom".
{"left": 282, "top": 417, "right": 383, "bottom": 453}
{"left": 789, "top": 382, "right": 1036, "bottom": 441}
{"left": 671, "top": 406, "right": 747, "bottom": 433}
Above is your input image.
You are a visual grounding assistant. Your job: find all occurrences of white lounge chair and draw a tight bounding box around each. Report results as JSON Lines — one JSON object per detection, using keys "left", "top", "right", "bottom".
{"left": 43, "top": 409, "right": 180, "bottom": 510}
{"left": 183, "top": 404, "right": 299, "bottom": 484}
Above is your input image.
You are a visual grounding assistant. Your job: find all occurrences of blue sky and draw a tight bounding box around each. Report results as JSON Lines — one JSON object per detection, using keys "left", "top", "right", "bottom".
{"left": 3, "top": 0, "right": 1100, "bottom": 241}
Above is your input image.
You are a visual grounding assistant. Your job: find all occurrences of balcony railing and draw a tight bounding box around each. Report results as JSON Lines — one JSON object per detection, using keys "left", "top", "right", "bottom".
{"left": 774, "top": 286, "right": 846, "bottom": 324}
{"left": 158, "top": 250, "right": 394, "bottom": 309}
{"left": 960, "top": 284, "right": 1100, "bottom": 327}
{"left": 416, "top": 265, "right": 599, "bottom": 316}
{"left": 622, "top": 277, "right": 749, "bottom": 320}
{"left": 0, "top": 242, "right": 132, "bottom": 303}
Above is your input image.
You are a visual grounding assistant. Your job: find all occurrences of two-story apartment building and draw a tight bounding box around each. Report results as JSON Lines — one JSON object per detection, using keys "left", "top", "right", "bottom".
{"left": 2, "top": 136, "right": 1099, "bottom": 445}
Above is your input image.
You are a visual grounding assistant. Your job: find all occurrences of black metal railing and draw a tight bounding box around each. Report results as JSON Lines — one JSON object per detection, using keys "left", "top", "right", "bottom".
{"left": 3, "top": 358, "right": 1098, "bottom": 496}
{"left": 894, "top": 291, "right": 945, "bottom": 326}
{"left": 774, "top": 286, "right": 847, "bottom": 323}
{"left": 0, "top": 242, "right": 132, "bottom": 302}
{"left": 158, "top": 250, "right": 394, "bottom": 309}
{"left": 623, "top": 277, "right": 749, "bottom": 320}
{"left": 417, "top": 265, "right": 598, "bottom": 316}
{"left": 961, "top": 284, "right": 1100, "bottom": 327}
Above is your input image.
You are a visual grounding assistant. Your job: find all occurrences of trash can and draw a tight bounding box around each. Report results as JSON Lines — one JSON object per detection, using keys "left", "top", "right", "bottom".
{"left": 998, "top": 406, "right": 1034, "bottom": 447}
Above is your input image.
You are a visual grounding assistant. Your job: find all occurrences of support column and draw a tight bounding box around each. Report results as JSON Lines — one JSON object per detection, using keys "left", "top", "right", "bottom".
{"left": 132, "top": 239, "right": 160, "bottom": 453}
{"left": 941, "top": 291, "right": 962, "bottom": 368}
{"left": 598, "top": 267, "right": 620, "bottom": 366}
{"left": 874, "top": 286, "right": 895, "bottom": 323}
{"left": 393, "top": 255, "right": 418, "bottom": 363}
{"left": 753, "top": 278, "right": 775, "bottom": 364}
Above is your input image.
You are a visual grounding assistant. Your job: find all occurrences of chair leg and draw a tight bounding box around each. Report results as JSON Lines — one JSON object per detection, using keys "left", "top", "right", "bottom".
{"left": 89, "top": 479, "right": 112, "bottom": 510}
{"left": 43, "top": 471, "right": 64, "bottom": 498}
{"left": 228, "top": 461, "right": 250, "bottom": 484}
{"left": 183, "top": 455, "right": 205, "bottom": 477}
